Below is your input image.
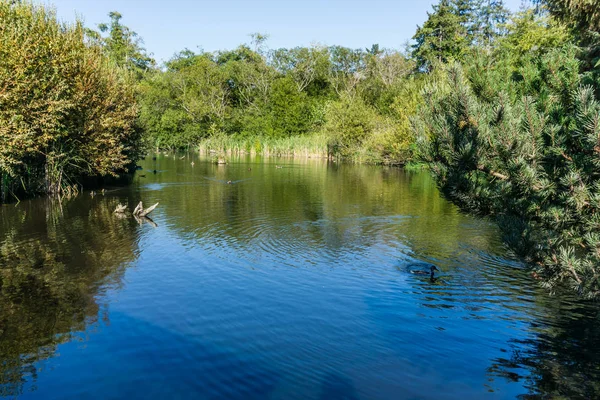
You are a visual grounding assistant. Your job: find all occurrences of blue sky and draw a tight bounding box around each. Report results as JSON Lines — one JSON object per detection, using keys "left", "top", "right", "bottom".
{"left": 44, "top": 0, "right": 527, "bottom": 63}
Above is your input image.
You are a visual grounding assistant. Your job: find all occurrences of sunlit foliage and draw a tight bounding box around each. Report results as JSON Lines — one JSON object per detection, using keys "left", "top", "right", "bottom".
{"left": 0, "top": 1, "right": 142, "bottom": 201}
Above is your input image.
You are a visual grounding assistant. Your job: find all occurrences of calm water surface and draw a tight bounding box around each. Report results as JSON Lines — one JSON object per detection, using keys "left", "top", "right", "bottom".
{"left": 1, "top": 155, "right": 599, "bottom": 399}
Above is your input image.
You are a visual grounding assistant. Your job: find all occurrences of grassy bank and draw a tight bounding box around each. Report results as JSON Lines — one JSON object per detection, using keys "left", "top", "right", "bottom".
{"left": 196, "top": 133, "right": 412, "bottom": 165}
{"left": 197, "top": 133, "right": 329, "bottom": 159}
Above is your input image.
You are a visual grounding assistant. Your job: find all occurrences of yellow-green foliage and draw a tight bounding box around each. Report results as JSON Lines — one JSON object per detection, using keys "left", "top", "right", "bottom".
{"left": 498, "top": 9, "right": 570, "bottom": 57}
{"left": 0, "top": 1, "right": 141, "bottom": 200}
{"left": 322, "top": 77, "right": 423, "bottom": 164}
{"left": 323, "top": 95, "right": 378, "bottom": 154}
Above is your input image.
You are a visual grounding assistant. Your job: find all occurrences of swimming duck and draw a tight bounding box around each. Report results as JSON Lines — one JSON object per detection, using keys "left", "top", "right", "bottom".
{"left": 410, "top": 265, "right": 439, "bottom": 279}
{"left": 191, "top": 161, "right": 195, "bottom": 166}
{"left": 247, "top": 167, "right": 252, "bottom": 171}
{"left": 275, "top": 165, "right": 283, "bottom": 169}
{"left": 227, "top": 180, "right": 232, "bottom": 184}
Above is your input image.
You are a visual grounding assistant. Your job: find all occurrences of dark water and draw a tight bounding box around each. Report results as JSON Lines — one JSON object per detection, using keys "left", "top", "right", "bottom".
{"left": 1, "top": 155, "right": 599, "bottom": 399}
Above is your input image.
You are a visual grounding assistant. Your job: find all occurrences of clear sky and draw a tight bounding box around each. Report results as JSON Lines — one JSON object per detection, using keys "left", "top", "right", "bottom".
{"left": 43, "top": 0, "right": 527, "bottom": 64}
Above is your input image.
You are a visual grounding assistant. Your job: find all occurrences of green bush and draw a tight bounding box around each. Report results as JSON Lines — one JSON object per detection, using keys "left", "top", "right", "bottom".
{"left": 0, "top": 1, "right": 141, "bottom": 201}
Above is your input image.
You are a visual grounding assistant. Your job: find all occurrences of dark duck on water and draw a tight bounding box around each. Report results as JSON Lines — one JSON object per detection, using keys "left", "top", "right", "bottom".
{"left": 410, "top": 265, "right": 439, "bottom": 279}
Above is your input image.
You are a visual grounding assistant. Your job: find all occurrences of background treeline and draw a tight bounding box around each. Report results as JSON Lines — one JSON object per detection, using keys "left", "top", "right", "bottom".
{"left": 138, "top": 41, "right": 420, "bottom": 163}
{"left": 0, "top": 2, "right": 143, "bottom": 202}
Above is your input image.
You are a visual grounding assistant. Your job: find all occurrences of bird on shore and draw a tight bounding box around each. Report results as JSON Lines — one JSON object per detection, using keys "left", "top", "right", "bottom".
{"left": 410, "top": 265, "right": 439, "bottom": 280}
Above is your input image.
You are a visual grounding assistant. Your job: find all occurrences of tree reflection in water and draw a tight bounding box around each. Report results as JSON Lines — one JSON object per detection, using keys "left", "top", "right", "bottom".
{"left": 488, "top": 295, "right": 600, "bottom": 399}
{"left": 0, "top": 197, "right": 140, "bottom": 397}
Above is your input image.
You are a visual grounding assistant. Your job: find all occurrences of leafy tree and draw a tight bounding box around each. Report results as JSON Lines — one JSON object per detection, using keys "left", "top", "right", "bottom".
{"left": 87, "top": 11, "right": 155, "bottom": 79}
{"left": 0, "top": 1, "right": 141, "bottom": 200}
{"left": 269, "top": 76, "right": 312, "bottom": 137}
{"left": 324, "top": 95, "right": 379, "bottom": 158}
{"left": 498, "top": 9, "right": 571, "bottom": 60}
{"left": 327, "top": 45, "right": 366, "bottom": 96}
{"left": 271, "top": 46, "right": 330, "bottom": 93}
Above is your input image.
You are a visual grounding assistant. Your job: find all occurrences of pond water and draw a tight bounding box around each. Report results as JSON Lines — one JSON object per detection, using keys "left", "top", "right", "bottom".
{"left": 1, "top": 155, "right": 599, "bottom": 399}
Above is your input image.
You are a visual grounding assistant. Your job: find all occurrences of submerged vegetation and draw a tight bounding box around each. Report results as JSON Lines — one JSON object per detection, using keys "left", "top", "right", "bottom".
{"left": 2, "top": 0, "right": 600, "bottom": 297}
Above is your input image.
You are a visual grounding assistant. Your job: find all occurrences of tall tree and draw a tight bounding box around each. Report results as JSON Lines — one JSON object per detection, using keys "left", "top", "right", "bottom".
{"left": 452, "top": 0, "right": 509, "bottom": 46}
{"left": 541, "top": 0, "right": 600, "bottom": 32}
{"left": 412, "top": 0, "right": 469, "bottom": 71}
{"left": 539, "top": 0, "right": 600, "bottom": 73}
{"left": 472, "top": 0, "right": 510, "bottom": 46}
{"left": 88, "top": 11, "right": 155, "bottom": 78}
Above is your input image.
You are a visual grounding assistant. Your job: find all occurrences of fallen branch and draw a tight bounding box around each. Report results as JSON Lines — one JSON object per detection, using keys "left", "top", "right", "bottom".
{"left": 133, "top": 201, "right": 143, "bottom": 216}
{"left": 133, "top": 201, "right": 159, "bottom": 217}
{"left": 140, "top": 202, "right": 159, "bottom": 217}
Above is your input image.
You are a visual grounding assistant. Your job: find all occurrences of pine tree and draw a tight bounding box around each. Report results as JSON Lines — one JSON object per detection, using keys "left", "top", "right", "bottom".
{"left": 412, "top": 0, "right": 469, "bottom": 71}
{"left": 415, "top": 46, "right": 600, "bottom": 298}
{"left": 473, "top": 0, "right": 510, "bottom": 46}
{"left": 539, "top": 0, "right": 600, "bottom": 86}
{"left": 453, "top": 0, "right": 478, "bottom": 34}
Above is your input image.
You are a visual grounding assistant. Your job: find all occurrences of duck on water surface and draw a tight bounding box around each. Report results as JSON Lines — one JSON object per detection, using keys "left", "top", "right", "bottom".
{"left": 409, "top": 265, "right": 439, "bottom": 280}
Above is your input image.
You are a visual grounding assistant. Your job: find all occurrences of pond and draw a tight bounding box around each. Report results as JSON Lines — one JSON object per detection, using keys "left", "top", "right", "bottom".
{"left": 1, "top": 155, "right": 599, "bottom": 399}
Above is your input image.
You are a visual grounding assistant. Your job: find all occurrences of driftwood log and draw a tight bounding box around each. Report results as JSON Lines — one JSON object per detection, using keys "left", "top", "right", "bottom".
{"left": 114, "top": 201, "right": 159, "bottom": 227}
{"left": 133, "top": 201, "right": 159, "bottom": 217}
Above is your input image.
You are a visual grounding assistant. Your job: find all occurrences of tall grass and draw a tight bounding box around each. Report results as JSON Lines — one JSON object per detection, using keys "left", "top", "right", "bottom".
{"left": 198, "top": 133, "right": 330, "bottom": 158}
{"left": 197, "top": 132, "right": 413, "bottom": 165}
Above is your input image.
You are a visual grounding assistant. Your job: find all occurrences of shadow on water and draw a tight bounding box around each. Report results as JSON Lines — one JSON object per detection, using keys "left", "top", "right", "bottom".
{"left": 487, "top": 295, "right": 600, "bottom": 399}
{"left": 0, "top": 196, "right": 141, "bottom": 397}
